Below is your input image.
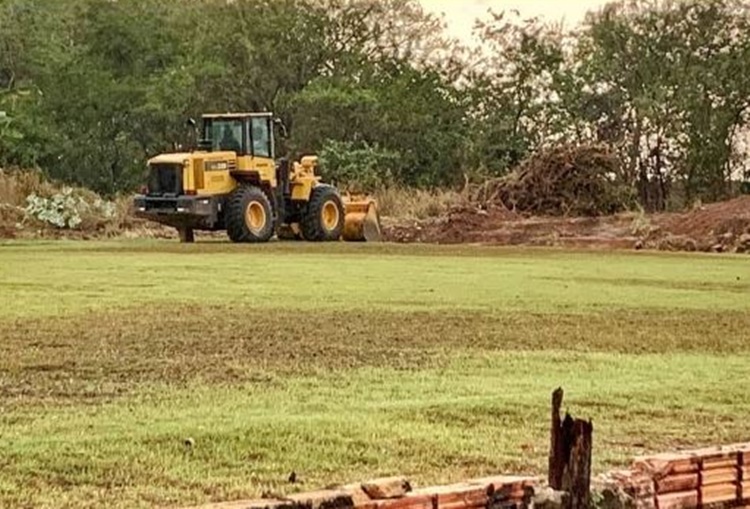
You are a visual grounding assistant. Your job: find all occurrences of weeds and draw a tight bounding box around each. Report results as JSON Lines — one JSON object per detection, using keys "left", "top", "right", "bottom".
{"left": 374, "top": 186, "right": 465, "bottom": 220}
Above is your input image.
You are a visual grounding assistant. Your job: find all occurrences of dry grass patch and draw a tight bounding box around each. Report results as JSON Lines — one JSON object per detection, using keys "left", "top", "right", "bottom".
{"left": 2, "top": 304, "right": 749, "bottom": 406}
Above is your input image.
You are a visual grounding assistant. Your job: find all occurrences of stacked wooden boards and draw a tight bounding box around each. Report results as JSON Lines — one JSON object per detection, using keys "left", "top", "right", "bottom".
{"left": 184, "top": 475, "right": 540, "bottom": 509}
{"left": 632, "top": 443, "right": 750, "bottom": 509}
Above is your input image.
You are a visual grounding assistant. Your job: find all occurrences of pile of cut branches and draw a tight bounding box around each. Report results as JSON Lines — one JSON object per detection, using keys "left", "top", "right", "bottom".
{"left": 472, "top": 144, "right": 633, "bottom": 216}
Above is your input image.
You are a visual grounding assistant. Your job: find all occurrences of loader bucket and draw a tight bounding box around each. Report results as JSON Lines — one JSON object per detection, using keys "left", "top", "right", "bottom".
{"left": 342, "top": 196, "right": 381, "bottom": 242}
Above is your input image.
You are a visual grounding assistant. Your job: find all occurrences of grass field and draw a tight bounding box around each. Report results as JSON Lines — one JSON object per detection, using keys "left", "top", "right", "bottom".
{"left": 1, "top": 241, "right": 749, "bottom": 509}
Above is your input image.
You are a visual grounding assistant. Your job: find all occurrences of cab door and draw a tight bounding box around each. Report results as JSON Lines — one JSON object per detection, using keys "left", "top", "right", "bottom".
{"left": 237, "top": 116, "right": 277, "bottom": 186}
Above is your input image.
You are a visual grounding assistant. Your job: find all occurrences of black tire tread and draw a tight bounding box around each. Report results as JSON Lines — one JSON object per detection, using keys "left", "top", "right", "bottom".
{"left": 226, "top": 186, "right": 274, "bottom": 243}
{"left": 300, "top": 184, "right": 345, "bottom": 242}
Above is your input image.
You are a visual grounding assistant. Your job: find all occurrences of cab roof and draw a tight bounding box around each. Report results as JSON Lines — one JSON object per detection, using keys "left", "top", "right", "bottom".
{"left": 201, "top": 112, "right": 273, "bottom": 119}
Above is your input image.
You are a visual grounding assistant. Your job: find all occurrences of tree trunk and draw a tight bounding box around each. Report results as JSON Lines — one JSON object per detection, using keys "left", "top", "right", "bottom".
{"left": 563, "top": 418, "right": 593, "bottom": 509}
{"left": 549, "top": 387, "right": 565, "bottom": 489}
{"left": 548, "top": 388, "right": 593, "bottom": 509}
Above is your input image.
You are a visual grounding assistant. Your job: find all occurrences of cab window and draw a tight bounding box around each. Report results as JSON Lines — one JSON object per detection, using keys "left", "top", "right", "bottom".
{"left": 205, "top": 119, "right": 244, "bottom": 153}
{"left": 250, "top": 117, "right": 271, "bottom": 158}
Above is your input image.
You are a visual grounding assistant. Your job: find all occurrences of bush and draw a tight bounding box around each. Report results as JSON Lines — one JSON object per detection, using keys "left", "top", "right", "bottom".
{"left": 24, "top": 188, "right": 117, "bottom": 229}
{"left": 1, "top": 169, "right": 130, "bottom": 236}
{"left": 318, "top": 140, "right": 400, "bottom": 192}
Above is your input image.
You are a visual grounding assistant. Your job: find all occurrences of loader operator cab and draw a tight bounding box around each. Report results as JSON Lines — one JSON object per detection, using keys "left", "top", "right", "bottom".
{"left": 202, "top": 113, "right": 274, "bottom": 158}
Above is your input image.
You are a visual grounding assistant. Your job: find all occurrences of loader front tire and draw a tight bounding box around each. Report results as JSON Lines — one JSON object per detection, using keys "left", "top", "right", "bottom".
{"left": 226, "top": 185, "right": 274, "bottom": 243}
{"left": 300, "top": 184, "right": 345, "bottom": 242}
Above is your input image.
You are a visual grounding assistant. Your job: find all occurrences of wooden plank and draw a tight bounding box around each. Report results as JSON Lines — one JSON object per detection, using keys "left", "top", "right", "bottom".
{"left": 410, "top": 484, "right": 488, "bottom": 504}
{"left": 636, "top": 447, "right": 742, "bottom": 480}
{"left": 340, "top": 484, "right": 376, "bottom": 509}
{"left": 375, "top": 495, "right": 433, "bottom": 509}
{"left": 702, "top": 457, "right": 739, "bottom": 471}
{"left": 701, "top": 467, "right": 739, "bottom": 486}
{"left": 656, "top": 474, "right": 699, "bottom": 494}
{"left": 362, "top": 478, "right": 412, "bottom": 500}
{"left": 610, "top": 470, "right": 655, "bottom": 498}
{"left": 741, "top": 481, "right": 750, "bottom": 501}
{"left": 693, "top": 448, "right": 739, "bottom": 462}
{"left": 185, "top": 500, "right": 291, "bottom": 509}
{"left": 656, "top": 491, "right": 699, "bottom": 509}
{"left": 634, "top": 454, "right": 700, "bottom": 479}
{"left": 739, "top": 446, "right": 750, "bottom": 467}
{"left": 700, "top": 483, "right": 738, "bottom": 505}
{"left": 439, "top": 501, "right": 487, "bottom": 509}
{"left": 468, "top": 475, "right": 538, "bottom": 493}
{"left": 286, "top": 490, "right": 355, "bottom": 509}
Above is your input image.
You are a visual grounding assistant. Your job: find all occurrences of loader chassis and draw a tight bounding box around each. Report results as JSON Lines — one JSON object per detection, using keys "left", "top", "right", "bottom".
{"left": 133, "top": 112, "right": 375, "bottom": 242}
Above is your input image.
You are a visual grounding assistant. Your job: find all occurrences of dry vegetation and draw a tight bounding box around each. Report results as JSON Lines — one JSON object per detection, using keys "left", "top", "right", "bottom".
{"left": 471, "top": 145, "right": 632, "bottom": 217}
{"left": 374, "top": 186, "right": 465, "bottom": 221}
{"left": 0, "top": 168, "right": 167, "bottom": 239}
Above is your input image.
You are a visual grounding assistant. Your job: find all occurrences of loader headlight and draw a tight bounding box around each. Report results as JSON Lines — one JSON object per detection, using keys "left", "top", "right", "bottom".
{"left": 177, "top": 207, "right": 187, "bottom": 213}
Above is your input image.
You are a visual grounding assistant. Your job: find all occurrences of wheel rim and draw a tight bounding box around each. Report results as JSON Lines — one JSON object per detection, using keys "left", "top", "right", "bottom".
{"left": 321, "top": 201, "right": 340, "bottom": 231}
{"left": 245, "top": 201, "right": 266, "bottom": 233}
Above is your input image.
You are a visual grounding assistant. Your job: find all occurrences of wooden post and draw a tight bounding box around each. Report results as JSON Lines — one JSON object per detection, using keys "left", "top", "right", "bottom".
{"left": 548, "top": 388, "right": 593, "bottom": 509}
{"left": 564, "top": 418, "right": 593, "bottom": 509}
{"left": 549, "top": 387, "right": 565, "bottom": 489}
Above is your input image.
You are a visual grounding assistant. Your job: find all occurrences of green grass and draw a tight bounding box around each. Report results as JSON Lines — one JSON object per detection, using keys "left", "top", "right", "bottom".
{"left": 1, "top": 240, "right": 749, "bottom": 509}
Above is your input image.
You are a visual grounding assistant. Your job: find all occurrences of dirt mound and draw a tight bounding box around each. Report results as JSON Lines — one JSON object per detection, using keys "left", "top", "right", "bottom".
{"left": 384, "top": 196, "right": 750, "bottom": 254}
{"left": 649, "top": 196, "right": 750, "bottom": 252}
{"left": 383, "top": 205, "right": 638, "bottom": 249}
{"left": 473, "top": 144, "right": 631, "bottom": 217}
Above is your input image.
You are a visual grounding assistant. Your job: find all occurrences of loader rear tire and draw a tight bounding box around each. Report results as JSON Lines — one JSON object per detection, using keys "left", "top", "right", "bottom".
{"left": 226, "top": 185, "right": 274, "bottom": 243}
{"left": 300, "top": 185, "right": 345, "bottom": 242}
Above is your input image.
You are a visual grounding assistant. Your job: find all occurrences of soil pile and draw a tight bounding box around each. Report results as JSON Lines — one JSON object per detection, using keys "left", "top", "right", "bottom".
{"left": 384, "top": 196, "right": 750, "bottom": 254}
{"left": 648, "top": 196, "right": 750, "bottom": 253}
{"left": 472, "top": 144, "right": 631, "bottom": 217}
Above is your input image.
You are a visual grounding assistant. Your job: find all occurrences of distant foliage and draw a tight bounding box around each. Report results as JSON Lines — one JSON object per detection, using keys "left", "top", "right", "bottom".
{"left": 318, "top": 140, "right": 398, "bottom": 192}
{"left": 0, "top": 0, "right": 749, "bottom": 210}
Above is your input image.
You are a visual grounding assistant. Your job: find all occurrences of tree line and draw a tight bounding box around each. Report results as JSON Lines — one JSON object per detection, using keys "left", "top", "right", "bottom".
{"left": 1, "top": 0, "right": 749, "bottom": 210}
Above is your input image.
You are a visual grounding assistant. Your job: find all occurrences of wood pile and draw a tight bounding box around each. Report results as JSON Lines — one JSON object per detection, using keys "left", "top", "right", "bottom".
{"left": 622, "top": 443, "right": 750, "bottom": 509}
{"left": 472, "top": 144, "right": 630, "bottom": 217}
{"left": 183, "top": 475, "right": 539, "bottom": 509}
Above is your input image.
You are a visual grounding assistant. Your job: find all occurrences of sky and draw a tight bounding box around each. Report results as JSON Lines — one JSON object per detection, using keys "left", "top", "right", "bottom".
{"left": 420, "top": 0, "right": 611, "bottom": 43}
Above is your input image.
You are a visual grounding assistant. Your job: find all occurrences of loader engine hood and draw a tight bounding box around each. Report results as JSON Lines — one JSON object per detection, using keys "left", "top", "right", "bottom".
{"left": 148, "top": 153, "right": 191, "bottom": 166}
{"left": 147, "top": 150, "right": 237, "bottom": 166}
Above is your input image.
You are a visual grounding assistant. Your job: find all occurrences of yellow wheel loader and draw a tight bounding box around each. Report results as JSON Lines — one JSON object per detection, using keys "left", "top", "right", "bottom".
{"left": 133, "top": 112, "right": 380, "bottom": 243}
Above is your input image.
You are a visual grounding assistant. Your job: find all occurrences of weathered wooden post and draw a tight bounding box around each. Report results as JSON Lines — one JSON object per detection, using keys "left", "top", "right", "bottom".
{"left": 548, "top": 388, "right": 593, "bottom": 509}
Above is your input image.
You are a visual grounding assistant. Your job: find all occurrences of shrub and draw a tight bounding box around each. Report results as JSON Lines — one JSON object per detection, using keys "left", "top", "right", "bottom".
{"left": 318, "top": 140, "right": 400, "bottom": 192}
{"left": 24, "top": 188, "right": 117, "bottom": 229}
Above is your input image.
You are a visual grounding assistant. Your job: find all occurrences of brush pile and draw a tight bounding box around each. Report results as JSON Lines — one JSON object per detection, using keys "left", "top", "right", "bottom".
{"left": 472, "top": 144, "right": 632, "bottom": 217}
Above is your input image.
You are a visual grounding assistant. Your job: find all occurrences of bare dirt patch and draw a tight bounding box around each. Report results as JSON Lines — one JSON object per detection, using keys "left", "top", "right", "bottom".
{"left": 384, "top": 197, "right": 750, "bottom": 253}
